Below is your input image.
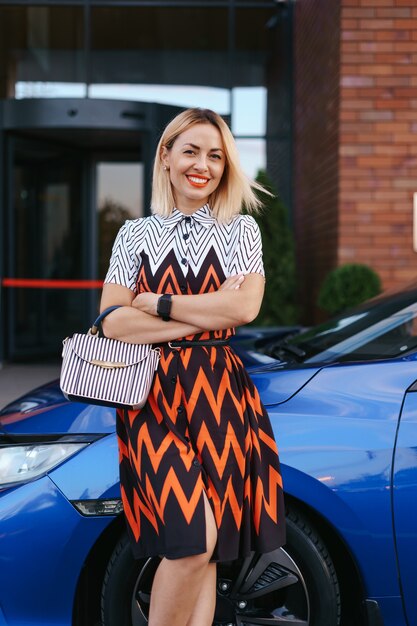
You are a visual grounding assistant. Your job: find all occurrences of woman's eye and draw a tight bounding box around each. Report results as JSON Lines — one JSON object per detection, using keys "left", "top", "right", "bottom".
{"left": 184, "top": 150, "right": 195, "bottom": 155}
{"left": 210, "top": 153, "right": 222, "bottom": 160}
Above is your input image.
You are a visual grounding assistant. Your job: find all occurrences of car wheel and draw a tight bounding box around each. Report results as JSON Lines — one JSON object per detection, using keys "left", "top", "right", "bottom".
{"left": 101, "top": 507, "right": 341, "bottom": 626}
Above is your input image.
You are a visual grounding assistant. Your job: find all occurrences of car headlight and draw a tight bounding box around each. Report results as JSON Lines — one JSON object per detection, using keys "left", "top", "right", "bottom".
{"left": 0, "top": 442, "right": 88, "bottom": 487}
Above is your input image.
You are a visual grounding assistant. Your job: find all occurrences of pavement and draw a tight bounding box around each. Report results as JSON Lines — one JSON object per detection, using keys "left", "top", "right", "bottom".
{"left": 0, "top": 362, "right": 61, "bottom": 410}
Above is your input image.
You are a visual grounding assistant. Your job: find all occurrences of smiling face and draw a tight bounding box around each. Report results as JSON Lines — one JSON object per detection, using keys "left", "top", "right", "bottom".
{"left": 161, "top": 123, "right": 226, "bottom": 214}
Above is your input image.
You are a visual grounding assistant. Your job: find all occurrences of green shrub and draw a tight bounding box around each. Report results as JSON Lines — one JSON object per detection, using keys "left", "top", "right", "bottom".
{"left": 317, "top": 263, "right": 382, "bottom": 315}
{"left": 253, "top": 171, "right": 298, "bottom": 326}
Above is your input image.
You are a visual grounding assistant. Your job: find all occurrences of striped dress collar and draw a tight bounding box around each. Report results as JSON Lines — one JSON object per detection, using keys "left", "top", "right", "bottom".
{"left": 158, "top": 204, "right": 214, "bottom": 230}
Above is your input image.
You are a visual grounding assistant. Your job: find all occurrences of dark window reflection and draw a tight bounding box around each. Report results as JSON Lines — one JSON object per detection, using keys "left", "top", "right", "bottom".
{"left": 91, "top": 7, "right": 229, "bottom": 89}
{"left": 0, "top": 5, "right": 85, "bottom": 98}
{"left": 10, "top": 138, "right": 86, "bottom": 356}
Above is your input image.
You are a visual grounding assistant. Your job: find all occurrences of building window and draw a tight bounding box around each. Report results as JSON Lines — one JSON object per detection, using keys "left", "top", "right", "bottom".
{"left": 0, "top": 5, "right": 85, "bottom": 99}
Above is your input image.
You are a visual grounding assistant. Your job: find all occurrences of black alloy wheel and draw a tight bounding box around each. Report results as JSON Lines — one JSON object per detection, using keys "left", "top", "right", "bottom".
{"left": 101, "top": 507, "right": 341, "bottom": 626}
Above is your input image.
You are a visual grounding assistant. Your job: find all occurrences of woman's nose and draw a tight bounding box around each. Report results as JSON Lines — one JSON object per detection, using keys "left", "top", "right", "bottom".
{"left": 194, "top": 155, "right": 209, "bottom": 171}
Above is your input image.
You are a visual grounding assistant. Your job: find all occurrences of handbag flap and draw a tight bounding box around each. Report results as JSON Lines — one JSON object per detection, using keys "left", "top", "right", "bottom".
{"left": 69, "top": 333, "right": 155, "bottom": 368}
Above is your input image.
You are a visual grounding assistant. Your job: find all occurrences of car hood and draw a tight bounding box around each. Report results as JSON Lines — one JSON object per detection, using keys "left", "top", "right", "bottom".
{"left": 0, "top": 364, "right": 322, "bottom": 435}
{"left": 247, "top": 363, "right": 321, "bottom": 406}
{"left": 0, "top": 380, "right": 116, "bottom": 435}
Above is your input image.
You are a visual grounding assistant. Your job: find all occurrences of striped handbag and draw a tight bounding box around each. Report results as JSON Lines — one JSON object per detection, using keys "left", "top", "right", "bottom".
{"left": 60, "top": 306, "right": 160, "bottom": 409}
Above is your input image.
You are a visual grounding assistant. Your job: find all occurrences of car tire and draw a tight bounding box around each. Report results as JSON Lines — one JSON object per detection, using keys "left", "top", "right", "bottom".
{"left": 101, "top": 533, "right": 147, "bottom": 626}
{"left": 285, "top": 506, "right": 341, "bottom": 625}
{"left": 101, "top": 506, "right": 341, "bottom": 626}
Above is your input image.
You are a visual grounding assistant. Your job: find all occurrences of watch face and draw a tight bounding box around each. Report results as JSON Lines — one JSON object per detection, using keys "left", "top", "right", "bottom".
{"left": 158, "top": 294, "right": 172, "bottom": 320}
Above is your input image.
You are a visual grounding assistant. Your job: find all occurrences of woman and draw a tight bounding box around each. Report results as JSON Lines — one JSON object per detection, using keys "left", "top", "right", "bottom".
{"left": 101, "top": 108, "right": 285, "bottom": 626}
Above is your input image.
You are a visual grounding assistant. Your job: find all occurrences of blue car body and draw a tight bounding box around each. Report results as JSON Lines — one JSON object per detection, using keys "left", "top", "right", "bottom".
{"left": 1, "top": 347, "right": 417, "bottom": 625}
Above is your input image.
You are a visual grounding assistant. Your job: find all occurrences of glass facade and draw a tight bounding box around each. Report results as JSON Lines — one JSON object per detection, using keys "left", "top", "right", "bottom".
{"left": 0, "top": 2, "right": 289, "bottom": 179}
{"left": 0, "top": 0, "right": 292, "bottom": 361}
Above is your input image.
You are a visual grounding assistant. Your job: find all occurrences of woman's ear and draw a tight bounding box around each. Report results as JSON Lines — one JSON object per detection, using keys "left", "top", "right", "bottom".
{"left": 160, "top": 145, "right": 170, "bottom": 170}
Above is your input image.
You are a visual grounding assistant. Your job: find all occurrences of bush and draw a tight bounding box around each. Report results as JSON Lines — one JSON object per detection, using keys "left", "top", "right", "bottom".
{"left": 317, "top": 263, "right": 382, "bottom": 315}
{"left": 253, "top": 171, "right": 298, "bottom": 326}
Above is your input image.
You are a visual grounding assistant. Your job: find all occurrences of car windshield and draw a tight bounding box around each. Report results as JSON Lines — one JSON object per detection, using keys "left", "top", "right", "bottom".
{"left": 267, "top": 283, "right": 417, "bottom": 364}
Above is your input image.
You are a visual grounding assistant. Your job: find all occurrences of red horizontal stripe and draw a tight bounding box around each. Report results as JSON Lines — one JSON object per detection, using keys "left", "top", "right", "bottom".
{"left": 2, "top": 278, "right": 104, "bottom": 289}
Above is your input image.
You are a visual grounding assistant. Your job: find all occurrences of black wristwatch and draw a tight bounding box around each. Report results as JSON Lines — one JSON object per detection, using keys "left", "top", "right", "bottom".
{"left": 157, "top": 294, "right": 172, "bottom": 321}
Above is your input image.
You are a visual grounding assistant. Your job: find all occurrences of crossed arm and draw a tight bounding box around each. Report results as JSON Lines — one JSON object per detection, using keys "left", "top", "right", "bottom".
{"left": 100, "top": 273, "right": 265, "bottom": 344}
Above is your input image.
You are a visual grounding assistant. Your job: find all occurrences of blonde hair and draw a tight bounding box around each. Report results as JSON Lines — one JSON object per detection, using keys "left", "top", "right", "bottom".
{"left": 151, "top": 108, "right": 270, "bottom": 222}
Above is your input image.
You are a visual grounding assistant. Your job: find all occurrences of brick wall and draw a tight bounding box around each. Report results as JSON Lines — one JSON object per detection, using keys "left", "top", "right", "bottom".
{"left": 293, "top": 0, "right": 341, "bottom": 323}
{"left": 339, "top": 0, "right": 417, "bottom": 290}
{"left": 294, "top": 0, "right": 417, "bottom": 323}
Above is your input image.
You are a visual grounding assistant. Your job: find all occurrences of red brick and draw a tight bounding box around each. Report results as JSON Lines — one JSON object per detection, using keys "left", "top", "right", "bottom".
{"left": 373, "top": 122, "right": 410, "bottom": 132}
{"left": 358, "top": 0, "right": 397, "bottom": 6}
{"left": 394, "top": 87, "right": 417, "bottom": 96}
{"left": 343, "top": 8, "right": 375, "bottom": 17}
{"left": 354, "top": 201, "right": 393, "bottom": 211}
{"left": 340, "top": 110, "right": 360, "bottom": 121}
{"left": 342, "top": 30, "right": 376, "bottom": 40}
{"left": 375, "top": 99, "right": 411, "bottom": 109}
{"left": 376, "top": 8, "right": 412, "bottom": 17}
{"left": 341, "top": 98, "right": 374, "bottom": 109}
{"left": 342, "top": 19, "right": 360, "bottom": 29}
{"left": 393, "top": 66, "right": 417, "bottom": 75}
{"left": 357, "top": 155, "right": 403, "bottom": 166}
{"left": 376, "top": 30, "right": 411, "bottom": 40}
{"left": 394, "top": 18, "right": 417, "bottom": 29}
{"left": 374, "top": 144, "right": 409, "bottom": 155}
{"left": 359, "top": 18, "right": 394, "bottom": 29}
{"left": 358, "top": 64, "right": 394, "bottom": 75}
{"left": 359, "top": 110, "right": 394, "bottom": 120}
{"left": 375, "top": 76, "right": 410, "bottom": 86}
{"left": 374, "top": 52, "right": 413, "bottom": 63}
{"left": 340, "top": 87, "right": 360, "bottom": 97}
{"left": 343, "top": 53, "right": 374, "bottom": 63}
{"left": 356, "top": 178, "right": 392, "bottom": 188}
{"left": 393, "top": 133, "right": 415, "bottom": 142}
{"left": 340, "top": 145, "right": 374, "bottom": 155}
{"left": 361, "top": 87, "right": 394, "bottom": 97}
{"left": 358, "top": 133, "right": 394, "bottom": 143}
{"left": 393, "top": 42, "right": 417, "bottom": 52}
{"left": 342, "top": 42, "right": 361, "bottom": 52}
{"left": 359, "top": 41, "right": 394, "bottom": 52}
{"left": 392, "top": 269, "right": 417, "bottom": 280}
{"left": 372, "top": 190, "right": 409, "bottom": 199}
{"left": 342, "top": 167, "right": 375, "bottom": 177}
{"left": 341, "top": 75, "right": 375, "bottom": 86}
{"left": 393, "top": 179, "right": 417, "bottom": 188}
{"left": 394, "top": 110, "right": 417, "bottom": 120}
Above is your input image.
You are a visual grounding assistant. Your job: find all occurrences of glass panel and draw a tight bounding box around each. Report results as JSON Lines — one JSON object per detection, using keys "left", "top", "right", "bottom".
{"left": 235, "top": 6, "right": 292, "bottom": 204}
{"left": 10, "top": 138, "right": 86, "bottom": 356}
{"left": 233, "top": 8, "right": 276, "bottom": 136}
{"left": 96, "top": 161, "right": 144, "bottom": 280}
{"left": 0, "top": 5, "right": 85, "bottom": 99}
{"left": 232, "top": 87, "right": 267, "bottom": 136}
{"left": 90, "top": 7, "right": 230, "bottom": 112}
{"left": 236, "top": 138, "right": 266, "bottom": 180}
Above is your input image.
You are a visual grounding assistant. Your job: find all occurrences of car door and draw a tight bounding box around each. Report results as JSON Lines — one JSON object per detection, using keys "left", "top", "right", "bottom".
{"left": 392, "top": 377, "right": 417, "bottom": 626}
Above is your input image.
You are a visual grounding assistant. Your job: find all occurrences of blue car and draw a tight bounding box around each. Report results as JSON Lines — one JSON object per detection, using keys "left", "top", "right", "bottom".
{"left": 2, "top": 283, "right": 417, "bottom": 626}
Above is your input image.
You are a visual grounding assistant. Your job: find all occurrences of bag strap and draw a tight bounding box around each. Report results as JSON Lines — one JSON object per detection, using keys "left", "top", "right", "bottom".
{"left": 90, "top": 305, "right": 123, "bottom": 336}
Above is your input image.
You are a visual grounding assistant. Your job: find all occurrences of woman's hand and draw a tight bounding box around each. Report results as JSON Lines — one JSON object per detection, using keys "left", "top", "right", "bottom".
{"left": 218, "top": 274, "right": 245, "bottom": 291}
{"left": 132, "top": 292, "right": 159, "bottom": 316}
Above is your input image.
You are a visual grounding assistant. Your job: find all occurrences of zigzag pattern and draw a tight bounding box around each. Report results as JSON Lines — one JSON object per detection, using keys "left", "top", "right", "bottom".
{"left": 113, "top": 206, "right": 285, "bottom": 561}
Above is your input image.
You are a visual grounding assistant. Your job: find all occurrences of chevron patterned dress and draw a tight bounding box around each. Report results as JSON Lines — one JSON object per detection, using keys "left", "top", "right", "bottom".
{"left": 104, "top": 204, "right": 285, "bottom": 561}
